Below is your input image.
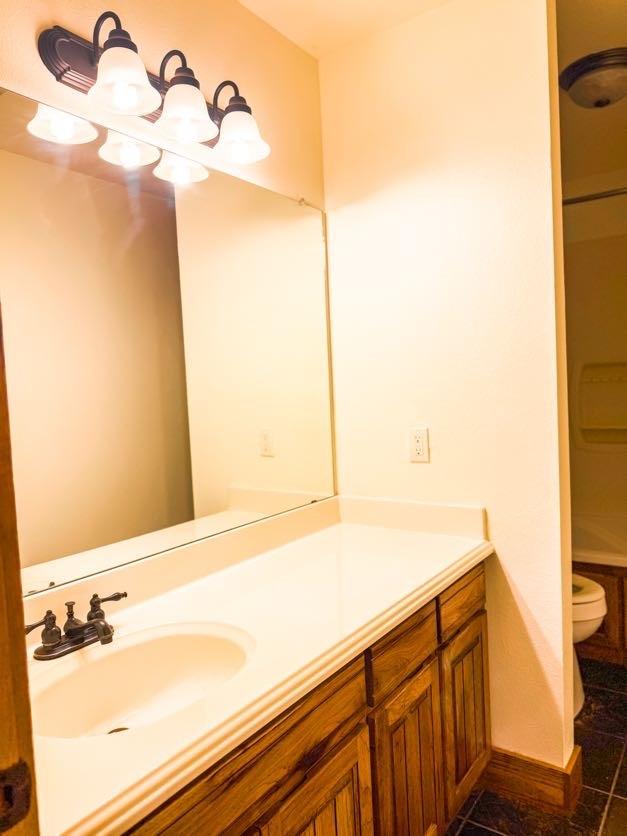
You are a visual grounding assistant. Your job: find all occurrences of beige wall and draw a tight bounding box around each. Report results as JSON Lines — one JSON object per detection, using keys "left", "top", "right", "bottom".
{"left": 0, "top": 0, "right": 324, "bottom": 206}
{"left": 564, "top": 195, "right": 627, "bottom": 519}
{"left": 0, "top": 149, "right": 192, "bottom": 566}
{"left": 175, "top": 172, "right": 334, "bottom": 517}
{"left": 320, "top": 0, "right": 572, "bottom": 766}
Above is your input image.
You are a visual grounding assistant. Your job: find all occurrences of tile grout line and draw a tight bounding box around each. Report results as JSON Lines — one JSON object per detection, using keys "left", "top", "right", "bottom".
{"left": 583, "top": 685, "right": 627, "bottom": 696}
{"left": 596, "top": 738, "right": 626, "bottom": 836}
{"left": 455, "top": 790, "right": 511, "bottom": 836}
{"left": 583, "top": 785, "right": 611, "bottom": 795}
{"left": 463, "top": 791, "right": 509, "bottom": 836}
{"left": 576, "top": 724, "right": 626, "bottom": 742}
{"left": 450, "top": 790, "right": 480, "bottom": 835}
{"left": 583, "top": 684, "right": 627, "bottom": 698}
{"left": 463, "top": 820, "right": 507, "bottom": 836}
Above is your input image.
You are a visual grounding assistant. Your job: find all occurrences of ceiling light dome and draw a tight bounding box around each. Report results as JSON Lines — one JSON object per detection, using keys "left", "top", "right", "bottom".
{"left": 212, "top": 82, "right": 270, "bottom": 165}
{"left": 155, "top": 50, "right": 218, "bottom": 143}
{"left": 559, "top": 48, "right": 627, "bottom": 108}
{"left": 153, "top": 151, "right": 208, "bottom": 186}
{"left": 26, "top": 104, "right": 98, "bottom": 145}
{"left": 98, "top": 130, "right": 160, "bottom": 169}
{"left": 87, "top": 12, "right": 161, "bottom": 116}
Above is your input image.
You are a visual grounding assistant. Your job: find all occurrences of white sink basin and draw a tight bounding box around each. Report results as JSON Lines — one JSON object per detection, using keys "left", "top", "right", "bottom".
{"left": 31, "top": 623, "right": 253, "bottom": 738}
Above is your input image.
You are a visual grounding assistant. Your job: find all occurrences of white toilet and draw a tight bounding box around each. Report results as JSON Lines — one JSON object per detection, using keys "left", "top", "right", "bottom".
{"left": 572, "top": 573, "right": 607, "bottom": 716}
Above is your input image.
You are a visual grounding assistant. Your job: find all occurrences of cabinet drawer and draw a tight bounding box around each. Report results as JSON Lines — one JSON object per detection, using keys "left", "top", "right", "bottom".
{"left": 365, "top": 601, "right": 437, "bottom": 707}
{"left": 129, "top": 657, "right": 367, "bottom": 835}
{"left": 438, "top": 565, "right": 485, "bottom": 642}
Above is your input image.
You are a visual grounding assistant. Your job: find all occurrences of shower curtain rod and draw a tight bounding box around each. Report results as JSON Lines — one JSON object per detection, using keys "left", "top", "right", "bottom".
{"left": 563, "top": 185, "right": 627, "bottom": 206}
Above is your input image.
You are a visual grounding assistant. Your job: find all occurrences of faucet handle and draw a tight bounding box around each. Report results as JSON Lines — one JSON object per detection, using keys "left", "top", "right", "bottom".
{"left": 87, "top": 591, "right": 128, "bottom": 621}
{"left": 25, "top": 610, "right": 62, "bottom": 647}
{"left": 63, "top": 600, "right": 84, "bottom": 634}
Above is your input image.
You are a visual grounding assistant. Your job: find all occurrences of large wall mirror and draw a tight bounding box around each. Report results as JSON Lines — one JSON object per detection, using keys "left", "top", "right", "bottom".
{"left": 0, "top": 88, "right": 334, "bottom": 597}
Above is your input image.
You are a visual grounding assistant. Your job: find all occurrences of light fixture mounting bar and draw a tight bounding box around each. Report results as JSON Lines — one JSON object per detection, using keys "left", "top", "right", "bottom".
{"left": 37, "top": 25, "right": 225, "bottom": 138}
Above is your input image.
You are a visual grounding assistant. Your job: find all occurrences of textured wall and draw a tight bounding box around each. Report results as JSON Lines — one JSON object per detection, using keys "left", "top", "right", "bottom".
{"left": 320, "top": 0, "right": 573, "bottom": 766}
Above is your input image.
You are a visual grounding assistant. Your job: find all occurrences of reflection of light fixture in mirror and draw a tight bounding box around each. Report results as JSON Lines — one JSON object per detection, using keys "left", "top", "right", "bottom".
{"left": 155, "top": 50, "right": 218, "bottom": 143}
{"left": 98, "top": 130, "right": 160, "bottom": 169}
{"left": 26, "top": 104, "right": 98, "bottom": 145}
{"left": 153, "top": 151, "right": 208, "bottom": 185}
{"left": 212, "top": 81, "right": 270, "bottom": 165}
{"left": 87, "top": 11, "right": 161, "bottom": 115}
{"left": 559, "top": 48, "right": 627, "bottom": 108}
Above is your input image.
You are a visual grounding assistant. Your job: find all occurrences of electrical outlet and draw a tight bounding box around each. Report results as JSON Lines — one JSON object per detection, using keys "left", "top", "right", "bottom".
{"left": 409, "top": 427, "right": 430, "bottom": 463}
{"left": 259, "top": 431, "right": 275, "bottom": 457}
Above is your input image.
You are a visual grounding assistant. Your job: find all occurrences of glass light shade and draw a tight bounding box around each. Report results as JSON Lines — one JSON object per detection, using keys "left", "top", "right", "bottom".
{"left": 213, "top": 110, "right": 270, "bottom": 165}
{"left": 155, "top": 83, "right": 218, "bottom": 143}
{"left": 26, "top": 104, "right": 98, "bottom": 145}
{"left": 153, "top": 151, "right": 208, "bottom": 185}
{"left": 87, "top": 46, "right": 162, "bottom": 115}
{"left": 98, "top": 130, "right": 160, "bottom": 169}
{"left": 568, "top": 66, "right": 627, "bottom": 108}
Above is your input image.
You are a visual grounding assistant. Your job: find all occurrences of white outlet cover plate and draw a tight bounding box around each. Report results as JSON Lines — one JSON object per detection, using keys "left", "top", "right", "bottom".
{"left": 409, "top": 427, "right": 430, "bottom": 463}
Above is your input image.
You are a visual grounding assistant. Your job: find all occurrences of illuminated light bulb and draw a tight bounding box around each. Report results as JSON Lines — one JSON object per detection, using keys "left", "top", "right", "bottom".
{"left": 87, "top": 27, "right": 161, "bottom": 116}
{"left": 118, "top": 142, "right": 141, "bottom": 169}
{"left": 98, "top": 130, "right": 160, "bottom": 169}
{"left": 155, "top": 73, "right": 218, "bottom": 144}
{"left": 213, "top": 100, "right": 269, "bottom": 165}
{"left": 153, "top": 151, "right": 208, "bottom": 185}
{"left": 111, "top": 80, "right": 140, "bottom": 113}
{"left": 26, "top": 104, "right": 98, "bottom": 145}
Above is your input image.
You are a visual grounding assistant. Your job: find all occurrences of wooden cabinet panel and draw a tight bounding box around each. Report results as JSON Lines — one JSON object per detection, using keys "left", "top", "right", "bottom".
{"left": 441, "top": 612, "right": 490, "bottom": 820}
{"left": 438, "top": 565, "right": 485, "bottom": 643}
{"left": 129, "top": 658, "right": 367, "bottom": 835}
{"left": 365, "top": 602, "right": 438, "bottom": 707}
{"left": 370, "top": 659, "right": 444, "bottom": 836}
{"left": 258, "top": 726, "right": 374, "bottom": 836}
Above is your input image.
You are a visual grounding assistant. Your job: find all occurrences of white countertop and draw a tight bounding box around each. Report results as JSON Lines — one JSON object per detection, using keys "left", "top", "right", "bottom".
{"left": 29, "top": 517, "right": 492, "bottom": 835}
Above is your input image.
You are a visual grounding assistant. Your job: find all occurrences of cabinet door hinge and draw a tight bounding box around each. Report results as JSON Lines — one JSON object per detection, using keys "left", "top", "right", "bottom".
{"left": 0, "top": 760, "right": 32, "bottom": 832}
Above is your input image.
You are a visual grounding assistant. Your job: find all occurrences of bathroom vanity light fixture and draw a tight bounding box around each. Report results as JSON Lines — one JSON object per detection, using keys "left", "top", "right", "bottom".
{"left": 27, "top": 103, "right": 98, "bottom": 144}
{"left": 153, "top": 150, "right": 209, "bottom": 185}
{"left": 98, "top": 129, "right": 160, "bottom": 168}
{"left": 87, "top": 11, "right": 161, "bottom": 115}
{"left": 559, "top": 48, "right": 627, "bottom": 108}
{"left": 155, "top": 50, "right": 218, "bottom": 143}
{"left": 211, "top": 81, "right": 270, "bottom": 165}
{"left": 37, "top": 13, "right": 271, "bottom": 163}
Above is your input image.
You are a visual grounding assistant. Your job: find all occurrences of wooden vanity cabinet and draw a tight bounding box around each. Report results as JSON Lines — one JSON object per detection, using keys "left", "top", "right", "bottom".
{"left": 129, "top": 563, "right": 491, "bottom": 836}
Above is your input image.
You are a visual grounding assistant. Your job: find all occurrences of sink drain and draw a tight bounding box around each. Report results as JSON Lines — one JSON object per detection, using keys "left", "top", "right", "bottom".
{"left": 107, "top": 726, "right": 129, "bottom": 734}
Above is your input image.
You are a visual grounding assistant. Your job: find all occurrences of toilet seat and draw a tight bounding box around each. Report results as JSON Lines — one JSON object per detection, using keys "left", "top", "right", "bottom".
{"left": 572, "top": 573, "right": 606, "bottom": 621}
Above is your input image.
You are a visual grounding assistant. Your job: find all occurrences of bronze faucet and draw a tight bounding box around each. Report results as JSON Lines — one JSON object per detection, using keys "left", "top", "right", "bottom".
{"left": 25, "top": 592, "right": 127, "bottom": 660}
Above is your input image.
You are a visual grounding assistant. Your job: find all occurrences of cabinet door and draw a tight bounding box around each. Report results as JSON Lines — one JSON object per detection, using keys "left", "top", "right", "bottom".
{"left": 259, "top": 726, "right": 374, "bottom": 836}
{"left": 370, "top": 659, "right": 444, "bottom": 836}
{"left": 441, "top": 611, "right": 491, "bottom": 820}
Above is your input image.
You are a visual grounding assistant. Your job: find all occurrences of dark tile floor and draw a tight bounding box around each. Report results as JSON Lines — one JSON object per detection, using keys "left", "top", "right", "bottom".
{"left": 447, "top": 658, "right": 627, "bottom": 836}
